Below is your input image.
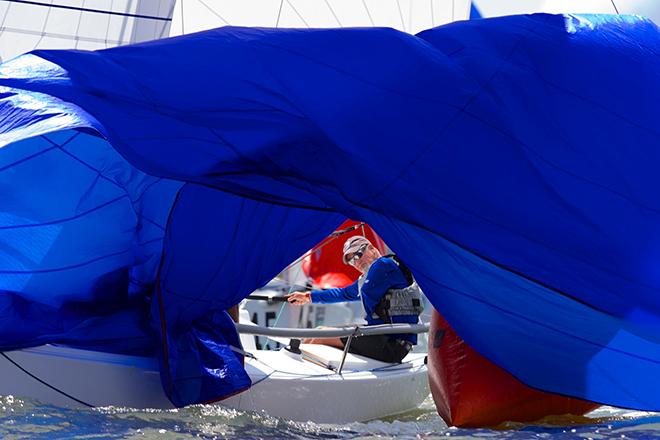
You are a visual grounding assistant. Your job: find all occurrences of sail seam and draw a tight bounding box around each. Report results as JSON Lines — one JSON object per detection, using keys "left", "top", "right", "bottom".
{"left": 0, "top": 0, "right": 172, "bottom": 21}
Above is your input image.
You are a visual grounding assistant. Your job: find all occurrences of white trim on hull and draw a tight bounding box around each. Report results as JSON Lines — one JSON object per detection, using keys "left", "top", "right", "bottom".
{"left": 0, "top": 343, "right": 428, "bottom": 423}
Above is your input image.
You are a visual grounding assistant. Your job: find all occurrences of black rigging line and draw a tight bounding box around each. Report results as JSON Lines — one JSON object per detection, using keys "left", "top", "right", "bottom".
{"left": 0, "top": 352, "right": 94, "bottom": 407}
{"left": 0, "top": 0, "right": 172, "bottom": 21}
{"left": 610, "top": 0, "right": 620, "bottom": 14}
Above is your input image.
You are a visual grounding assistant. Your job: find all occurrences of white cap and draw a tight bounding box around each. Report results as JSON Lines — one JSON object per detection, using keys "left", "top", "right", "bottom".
{"left": 342, "top": 236, "right": 372, "bottom": 264}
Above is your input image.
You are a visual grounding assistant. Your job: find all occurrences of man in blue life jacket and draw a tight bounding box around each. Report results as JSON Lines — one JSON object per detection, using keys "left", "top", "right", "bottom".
{"left": 287, "top": 236, "right": 423, "bottom": 363}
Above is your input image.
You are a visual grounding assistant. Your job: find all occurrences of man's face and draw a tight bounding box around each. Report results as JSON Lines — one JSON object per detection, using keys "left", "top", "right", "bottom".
{"left": 348, "top": 244, "right": 379, "bottom": 273}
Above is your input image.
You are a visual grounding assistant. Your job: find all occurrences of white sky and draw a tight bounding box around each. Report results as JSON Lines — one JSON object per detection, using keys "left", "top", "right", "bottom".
{"left": 170, "top": 0, "right": 472, "bottom": 36}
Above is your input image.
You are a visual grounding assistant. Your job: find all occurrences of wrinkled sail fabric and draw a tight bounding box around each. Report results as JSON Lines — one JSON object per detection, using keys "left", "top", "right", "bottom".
{"left": 1, "top": 13, "right": 660, "bottom": 409}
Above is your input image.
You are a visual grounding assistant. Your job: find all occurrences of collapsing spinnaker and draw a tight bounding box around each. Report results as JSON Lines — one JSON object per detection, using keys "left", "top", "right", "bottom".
{"left": 2, "top": 12, "right": 660, "bottom": 410}
{"left": 0, "top": 119, "right": 182, "bottom": 353}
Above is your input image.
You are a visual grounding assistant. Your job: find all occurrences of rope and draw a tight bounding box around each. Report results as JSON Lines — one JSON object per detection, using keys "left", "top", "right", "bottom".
{"left": 277, "top": 222, "right": 365, "bottom": 276}
{"left": 271, "top": 301, "right": 287, "bottom": 328}
{"left": 610, "top": 0, "right": 620, "bottom": 14}
{"left": 0, "top": 352, "right": 93, "bottom": 407}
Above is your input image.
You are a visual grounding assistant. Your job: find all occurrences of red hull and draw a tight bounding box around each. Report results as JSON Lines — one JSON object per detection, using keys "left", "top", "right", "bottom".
{"left": 428, "top": 310, "right": 599, "bottom": 427}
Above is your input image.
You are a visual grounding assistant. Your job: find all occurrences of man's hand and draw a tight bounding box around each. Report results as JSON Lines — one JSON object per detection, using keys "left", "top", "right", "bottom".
{"left": 287, "top": 291, "right": 311, "bottom": 305}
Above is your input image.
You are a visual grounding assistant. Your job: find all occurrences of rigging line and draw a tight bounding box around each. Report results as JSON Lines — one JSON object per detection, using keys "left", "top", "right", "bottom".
{"left": 277, "top": 222, "right": 365, "bottom": 275}
{"left": 430, "top": 0, "right": 434, "bottom": 27}
{"left": 395, "top": 0, "right": 405, "bottom": 31}
{"left": 610, "top": 0, "right": 620, "bottom": 14}
{"left": 196, "top": 0, "right": 230, "bottom": 25}
{"left": 0, "top": 353, "right": 94, "bottom": 407}
{"left": 324, "top": 0, "right": 342, "bottom": 27}
{"left": 408, "top": 0, "right": 413, "bottom": 35}
{"left": 272, "top": 301, "right": 287, "bottom": 328}
{"left": 285, "top": 0, "right": 309, "bottom": 28}
{"left": 275, "top": 241, "right": 310, "bottom": 328}
{"left": 276, "top": 0, "right": 284, "bottom": 27}
{"left": 361, "top": 0, "right": 374, "bottom": 26}
{"left": 452, "top": 0, "right": 455, "bottom": 22}
{"left": 180, "top": 0, "right": 184, "bottom": 35}
{"left": 0, "top": 0, "right": 172, "bottom": 21}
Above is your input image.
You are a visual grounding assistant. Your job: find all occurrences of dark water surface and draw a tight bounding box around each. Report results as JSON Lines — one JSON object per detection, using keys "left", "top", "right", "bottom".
{"left": 1, "top": 395, "right": 659, "bottom": 439}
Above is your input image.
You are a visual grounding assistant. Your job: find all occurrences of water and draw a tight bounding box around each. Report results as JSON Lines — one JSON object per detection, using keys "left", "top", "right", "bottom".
{"left": 2, "top": 395, "right": 659, "bottom": 440}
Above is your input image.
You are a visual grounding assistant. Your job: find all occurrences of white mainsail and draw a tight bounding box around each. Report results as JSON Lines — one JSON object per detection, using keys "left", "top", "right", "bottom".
{"left": 0, "top": 0, "right": 177, "bottom": 62}
{"left": 170, "top": 0, "right": 472, "bottom": 37}
{"left": 474, "top": 0, "right": 659, "bottom": 24}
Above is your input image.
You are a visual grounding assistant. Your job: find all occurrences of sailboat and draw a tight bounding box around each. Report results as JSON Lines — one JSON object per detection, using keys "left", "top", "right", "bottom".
{"left": 0, "top": 0, "right": 468, "bottom": 423}
{"left": 2, "top": 0, "right": 660, "bottom": 428}
{"left": 0, "top": 318, "right": 430, "bottom": 422}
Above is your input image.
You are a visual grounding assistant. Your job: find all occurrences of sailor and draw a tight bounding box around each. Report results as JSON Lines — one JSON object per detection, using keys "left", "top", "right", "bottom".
{"left": 287, "top": 236, "right": 423, "bottom": 363}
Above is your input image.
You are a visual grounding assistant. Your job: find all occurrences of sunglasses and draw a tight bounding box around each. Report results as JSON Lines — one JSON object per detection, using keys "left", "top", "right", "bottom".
{"left": 347, "top": 244, "right": 368, "bottom": 265}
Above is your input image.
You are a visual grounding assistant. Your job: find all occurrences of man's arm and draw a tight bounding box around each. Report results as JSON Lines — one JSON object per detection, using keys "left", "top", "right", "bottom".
{"left": 311, "top": 281, "right": 359, "bottom": 303}
{"left": 287, "top": 281, "right": 359, "bottom": 305}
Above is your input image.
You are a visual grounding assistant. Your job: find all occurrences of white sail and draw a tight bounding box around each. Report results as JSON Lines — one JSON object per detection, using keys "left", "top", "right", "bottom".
{"left": 0, "top": 0, "right": 177, "bottom": 62}
{"left": 474, "top": 0, "right": 659, "bottom": 24}
{"left": 170, "top": 0, "right": 472, "bottom": 37}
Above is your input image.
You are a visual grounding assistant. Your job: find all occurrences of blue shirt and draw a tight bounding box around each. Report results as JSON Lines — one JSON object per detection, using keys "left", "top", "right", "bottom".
{"left": 310, "top": 256, "right": 418, "bottom": 344}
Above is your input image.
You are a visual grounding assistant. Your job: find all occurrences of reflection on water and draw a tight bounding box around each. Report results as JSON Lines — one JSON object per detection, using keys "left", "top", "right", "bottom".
{"left": 1, "top": 394, "right": 659, "bottom": 439}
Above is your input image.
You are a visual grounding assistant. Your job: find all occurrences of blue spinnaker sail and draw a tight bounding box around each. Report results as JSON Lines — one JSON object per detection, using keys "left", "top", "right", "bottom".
{"left": 1, "top": 13, "right": 660, "bottom": 408}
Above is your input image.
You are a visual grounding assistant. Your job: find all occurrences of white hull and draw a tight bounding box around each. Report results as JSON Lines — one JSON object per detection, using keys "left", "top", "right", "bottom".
{"left": 0, "top": 343, "right": 428, "bottom": 423}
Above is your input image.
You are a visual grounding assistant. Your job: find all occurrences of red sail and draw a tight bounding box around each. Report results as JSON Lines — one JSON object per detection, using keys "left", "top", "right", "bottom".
{"left": 428, "top": 310, "right": 599, "bottom": 427}
{"left": 302, "top": 220, "right": 387, "bottom": 288}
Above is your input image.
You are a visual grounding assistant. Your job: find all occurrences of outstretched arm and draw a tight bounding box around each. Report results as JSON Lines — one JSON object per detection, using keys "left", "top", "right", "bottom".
{"left": 287, "top": 281, "right": 360, "bottom": 306}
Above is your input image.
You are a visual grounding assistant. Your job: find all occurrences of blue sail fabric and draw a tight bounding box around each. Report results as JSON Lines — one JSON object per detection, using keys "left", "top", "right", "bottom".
{"left": 1, "top": 13, "right": 660, "bottom": 408}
